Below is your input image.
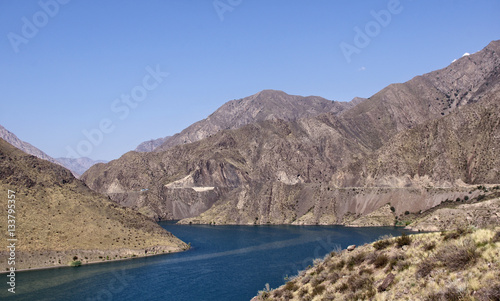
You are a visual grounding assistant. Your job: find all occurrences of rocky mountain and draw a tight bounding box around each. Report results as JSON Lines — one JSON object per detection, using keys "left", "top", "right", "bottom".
{"left": 56, "top": 157, "right": 108, "bottom": 177}
{"left": 0, "top": 138, "right": 188, "bottom": 271}
{"left": 0, "top": 124, "right": 61, "bottom": 166}
{"left": 135, "top": 136, "right": 171, "bottom": 152}
{"left": 154, "top": 90, "right": 357, "bottom": 152}
{"left": 0, "top": 124, "right": 104, "bottom": 177}
{"left": 82, "top": 40, "right": 500, "bottom": 226}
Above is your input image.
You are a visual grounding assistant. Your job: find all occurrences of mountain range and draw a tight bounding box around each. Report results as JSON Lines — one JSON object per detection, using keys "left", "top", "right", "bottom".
{"left": 0, "top": 125, "right": 105, "bottom": 177}
{"left": 82, "top": 40, "right": 500, "bottom": 225}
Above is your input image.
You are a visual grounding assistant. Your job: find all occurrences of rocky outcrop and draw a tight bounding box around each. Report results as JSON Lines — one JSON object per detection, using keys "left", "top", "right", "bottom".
{"left": 407, "top": 190, "right": 500, "bottom": 232}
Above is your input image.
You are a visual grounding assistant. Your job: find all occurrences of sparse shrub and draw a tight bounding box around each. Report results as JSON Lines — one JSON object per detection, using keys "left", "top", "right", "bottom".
{"left": 272, "top": 289, "right": 283, "bottom": 298}
{"left": 396, "top": 233, "right": 412, "bottom": 248}
{"left": 373, "top": 254, "right": 389, "bottom": 269}
{"left": 284, "top": 281, "right": 298, "bottom": 292}
{"left": 404, "top": 210, "right": 410, "bottom": 215}
{"left": 456, "top": 197, "right": 461, "bottom": 202}
{"left": 337, "top": 282, "right": 349, "bottom": 293}
{"left": 298, "top": 287, "right": 309, "bottom": 297}
{"left": 442, "top": 227, "right": 472, "bottom": 241}
{"left": 464, "top": 195, "right": 469, "bottom": 201}
{"left": 311, "top": 285, "right": 326, "bottom": 297}
{"left": 373, "top": 239, "right": 392, "bottom": 250}
{"left": 347, "top": 274, "right": 374, "bottom": 294}
{"left": 332, "top": 259, "right": 345, "bottom": 270}
{"left": 397, "top": 261, "right": 411, "bottom": 271}
{"left": 492, "top": 231, "right": 500, "bottom": 243}
{"left": 426, "top": 286, "right": 466, "bottom": 301}
{"left": 435, "top": 239, "right": 479, "bottom": 271}
{"left": 301, "top": 275, "right": 311, "bottom": 285}
{"left": 476, "top": 284, "right": 500, "bottom": 301}
{"left": 422, "top": 242, "right": 436, "bottom": 251}
{"left": 347, "top": 252, "right": 366, "bottom": 270}
{"left": 390, "top": 206, "right": 396, "bottom": 212}
{"left": 311, "top": 275, "right": 326, "bottom": 287}
{"left": 326, "top": 272, "right": 340, "bottom": 284}
{"left": 315, "top": 264, "right": 324, "bottom": 274}
{"left": 416, "top": 260, "right": 435, "bottom": 278}
{"left": 282, "top": 290, "right": 293, "bottom": 300}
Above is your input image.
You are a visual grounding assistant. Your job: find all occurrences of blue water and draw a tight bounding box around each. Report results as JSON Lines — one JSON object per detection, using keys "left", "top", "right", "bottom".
{"left": 2, "top": 223, "right": 409, "bottom": 301}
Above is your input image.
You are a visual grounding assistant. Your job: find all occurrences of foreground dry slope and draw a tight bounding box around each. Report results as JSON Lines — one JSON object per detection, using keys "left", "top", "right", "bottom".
{"left": 0, "top": 138, "right": 188, "bottom": 271}
{"left": 253, "top": 228, "right": 500, "bottom": 301}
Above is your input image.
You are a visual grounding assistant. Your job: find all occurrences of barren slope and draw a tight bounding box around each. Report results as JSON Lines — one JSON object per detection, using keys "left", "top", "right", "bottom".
{"left": 0, "top": 138, "right": 188, "bottom": 271}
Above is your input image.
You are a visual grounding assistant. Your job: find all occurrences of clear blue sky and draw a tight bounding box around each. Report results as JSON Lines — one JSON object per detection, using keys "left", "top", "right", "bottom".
{"left": 1, "top": 0, "right": 499, "bottom": 161}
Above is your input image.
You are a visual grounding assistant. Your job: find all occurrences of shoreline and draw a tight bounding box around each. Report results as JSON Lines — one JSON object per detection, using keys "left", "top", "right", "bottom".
{"left": 0, "top": 246, "right": 189, "bottom": 275}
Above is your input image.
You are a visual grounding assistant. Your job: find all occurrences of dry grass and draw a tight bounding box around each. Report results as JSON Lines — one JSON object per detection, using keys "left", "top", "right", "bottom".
{"left": 0, "top": 141, "right": 188, "bottom": 271}
{"left": 256, "top": 227, "right": 500, "bottom": 301}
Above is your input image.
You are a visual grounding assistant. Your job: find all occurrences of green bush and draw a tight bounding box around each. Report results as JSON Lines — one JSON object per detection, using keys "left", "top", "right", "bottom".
{"left": 69, "top": 260, "right": 82, "bottom": 267}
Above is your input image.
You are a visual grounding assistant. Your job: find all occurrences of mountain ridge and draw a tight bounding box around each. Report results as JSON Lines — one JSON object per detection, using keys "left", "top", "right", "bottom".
{"left": 82, "top": 40, "right": 500, "bottom": 226}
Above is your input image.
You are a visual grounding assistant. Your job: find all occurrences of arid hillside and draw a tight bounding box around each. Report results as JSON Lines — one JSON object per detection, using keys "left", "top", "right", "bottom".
{"left": 0, "top": 138, "right": 188, "bottom": 271}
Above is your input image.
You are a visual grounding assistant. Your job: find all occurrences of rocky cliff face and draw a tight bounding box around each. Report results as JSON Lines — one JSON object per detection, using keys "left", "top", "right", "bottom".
{"left": 0, "top": 138, "right": 188, "bottom": 271}
{"left": 82, "top": 40, "right": 500, "bottom": 225}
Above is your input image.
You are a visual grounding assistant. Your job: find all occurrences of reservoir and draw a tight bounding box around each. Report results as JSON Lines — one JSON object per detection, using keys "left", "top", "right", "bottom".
{"left": 2, "top": 223, "right": 409, "bottom": 301}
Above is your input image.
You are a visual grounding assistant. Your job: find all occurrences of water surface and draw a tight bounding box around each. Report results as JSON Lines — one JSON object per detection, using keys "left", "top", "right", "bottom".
{"left": 2, "top": 223, "right": 409, "bottom": 301}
